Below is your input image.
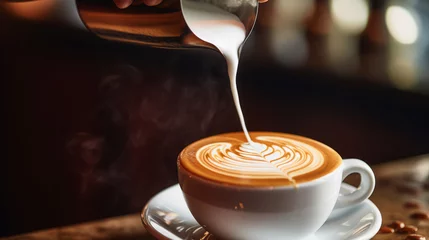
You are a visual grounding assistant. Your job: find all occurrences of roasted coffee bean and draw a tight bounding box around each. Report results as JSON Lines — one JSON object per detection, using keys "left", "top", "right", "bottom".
{"left": 378, "top": 226, "right": 395, "bottom": 234}
{"left": 405, "top": 234, "right": 426, "bottom": 240}
{"left": 389, "top": 220, "right": 405, "bottom": 230}
{"left": 397, "top": 225, "right": 418, "bottom": 234}
{"left": 404, "top": 201, "right": 422, "bottom": 209}
{"left": 410, "top": 211, "right": 429, "bottom": 220}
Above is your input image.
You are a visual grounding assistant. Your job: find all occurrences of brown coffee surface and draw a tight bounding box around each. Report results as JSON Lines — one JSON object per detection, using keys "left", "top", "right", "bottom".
{"left": 179, "top": 132, "right": 342, "bottom": 187}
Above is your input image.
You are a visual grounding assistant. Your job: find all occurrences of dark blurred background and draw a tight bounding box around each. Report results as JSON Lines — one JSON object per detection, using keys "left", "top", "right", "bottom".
{"left": 1, "top": 0, "right": 429, "bottom": 237}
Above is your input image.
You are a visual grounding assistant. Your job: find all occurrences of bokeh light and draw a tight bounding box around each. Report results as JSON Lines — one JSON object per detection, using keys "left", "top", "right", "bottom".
{"left": 330, "top": 0, "right": 370, "bottom": 34}
{"left": 386, "top": 6, "right": 419, "bottom": 45}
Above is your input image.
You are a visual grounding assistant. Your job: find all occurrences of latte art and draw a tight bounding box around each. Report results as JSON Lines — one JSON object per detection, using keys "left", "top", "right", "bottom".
{"left": 196, "top": 136, "right": 325, "bottom": 183}
{"left": 179, "top": 132, "right": 342, "bottom": 187}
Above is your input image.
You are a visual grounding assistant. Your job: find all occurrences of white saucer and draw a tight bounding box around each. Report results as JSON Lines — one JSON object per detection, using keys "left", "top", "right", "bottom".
{"left": 142, "top": 183, "right": 382, "bottom": 240}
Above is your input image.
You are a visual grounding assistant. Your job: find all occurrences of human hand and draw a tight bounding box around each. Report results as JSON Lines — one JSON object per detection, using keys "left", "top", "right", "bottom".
{"left": 114, "top": 0, "right": 163, "bottom": 9}
{"left": 114, "top": 0, "right": 268, "bottom": 9}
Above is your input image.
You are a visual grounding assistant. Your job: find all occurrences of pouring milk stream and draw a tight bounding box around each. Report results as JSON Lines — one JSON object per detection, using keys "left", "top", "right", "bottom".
{"left": 182, "top": 0, "right": 253, "bottom": 144}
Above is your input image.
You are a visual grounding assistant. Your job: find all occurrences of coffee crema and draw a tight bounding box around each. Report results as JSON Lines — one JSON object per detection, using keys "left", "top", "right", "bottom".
{"left": 179, "top": 132, "right": 342, "bottom": 187}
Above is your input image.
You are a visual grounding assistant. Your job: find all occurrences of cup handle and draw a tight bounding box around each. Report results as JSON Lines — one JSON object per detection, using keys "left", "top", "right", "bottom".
{"left": 335, "top": 158, "right": 376, "bottom": 209}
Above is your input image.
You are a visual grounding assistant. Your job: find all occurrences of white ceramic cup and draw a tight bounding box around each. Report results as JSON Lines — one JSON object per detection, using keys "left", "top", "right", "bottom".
{"left": 178, "top": 158, "right": 375, "bottom": 240}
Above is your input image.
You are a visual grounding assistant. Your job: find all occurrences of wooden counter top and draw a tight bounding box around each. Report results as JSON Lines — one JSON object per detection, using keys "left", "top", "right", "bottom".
{"left": 3, "top": 155, "right": 429, "bottom": 240}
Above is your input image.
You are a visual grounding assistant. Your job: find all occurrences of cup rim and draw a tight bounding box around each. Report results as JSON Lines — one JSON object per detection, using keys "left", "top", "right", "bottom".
{"left": 178, "top": 158, "right": 343, "bottom": 191}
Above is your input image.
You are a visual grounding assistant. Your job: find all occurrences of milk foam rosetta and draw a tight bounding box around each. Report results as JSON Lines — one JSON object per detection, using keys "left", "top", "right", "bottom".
{"left": 179, "top": 132, "right": 342, "bottom": 186}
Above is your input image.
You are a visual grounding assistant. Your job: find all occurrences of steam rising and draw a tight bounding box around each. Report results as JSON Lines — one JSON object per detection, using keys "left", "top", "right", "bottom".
{"left": 67, "top": 54, "right": 232, "bottom": 211}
